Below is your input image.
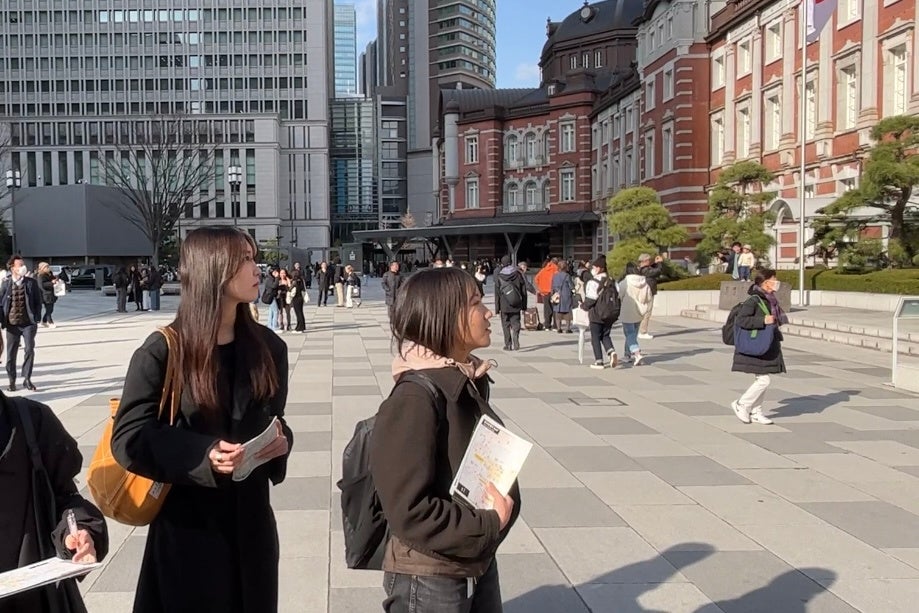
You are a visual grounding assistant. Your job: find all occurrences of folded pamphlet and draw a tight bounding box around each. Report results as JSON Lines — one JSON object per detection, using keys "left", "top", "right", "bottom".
{"left": 449, "top": 415, "right": 532, "bottom": 510}
{"left": 232, "top": 417, "right": 280, "bottom": 482}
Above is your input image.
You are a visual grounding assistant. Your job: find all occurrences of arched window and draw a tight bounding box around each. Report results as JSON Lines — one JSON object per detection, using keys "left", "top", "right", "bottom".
{"left": 506, "top": 134, "right": 519, "bottom": 165}
{"left": 542, "top": 181, "right": 551, "bottom": 209}
{"left": 525, "top": 181, "right": 538, "bottom": 209}
{"left": 506, "top": 182, "right": 520, "bottom": 212}
{"left": 525, "top": 133, "right": 538, "bottom": 164}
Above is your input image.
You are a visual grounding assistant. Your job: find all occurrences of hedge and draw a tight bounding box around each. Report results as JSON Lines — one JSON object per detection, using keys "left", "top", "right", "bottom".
{"left": 658, "top": 268, "right": 919, "bottom": 294}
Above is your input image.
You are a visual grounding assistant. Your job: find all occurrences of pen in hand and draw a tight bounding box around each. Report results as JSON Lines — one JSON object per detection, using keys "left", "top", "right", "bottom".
{"left": 64, "top": 509, "right": 97, "bottom": 564}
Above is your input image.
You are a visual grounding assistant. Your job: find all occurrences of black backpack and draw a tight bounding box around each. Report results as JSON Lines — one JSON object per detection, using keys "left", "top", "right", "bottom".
{"left": 499, "top": 279, "right": 524, "bottom": 311}
{"left": 337, "top": 372, "right": 446, "bottom": 570}
{"left": 593, "top": 277, "right": 621, "bottom": 324}
{"left": 722, "top": 301, "right": 746, "bottom": 345}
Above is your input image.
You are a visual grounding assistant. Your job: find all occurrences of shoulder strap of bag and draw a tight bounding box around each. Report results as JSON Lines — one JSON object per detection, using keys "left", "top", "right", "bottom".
{"left": 397, "top": 371, "right": 447, "bottom": 423}
{"left": 756, "top": 297, "right": 771, "bottom": 317}
{"left": 13, "top": 398, "right": 58, "bottom": 557}
{"left": 157, "top": 326, "right": 182, "bottom": 425}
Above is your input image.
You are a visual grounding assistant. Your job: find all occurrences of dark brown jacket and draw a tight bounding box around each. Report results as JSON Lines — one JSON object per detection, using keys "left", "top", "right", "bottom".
{"left": 370, "top": 367, "right": 521, "bottom": 578}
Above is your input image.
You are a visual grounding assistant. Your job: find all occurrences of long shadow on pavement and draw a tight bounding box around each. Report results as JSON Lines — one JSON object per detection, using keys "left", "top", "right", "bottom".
{"left": 772, "top": 390, "right": 858, "bottom": 418}
{"left": 504, "top": 543, "right": 838, "bottom": 613}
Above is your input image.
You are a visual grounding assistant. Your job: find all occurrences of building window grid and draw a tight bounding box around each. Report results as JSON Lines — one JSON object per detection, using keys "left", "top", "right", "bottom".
{"left": 738, "top": 40, "right": 752, "bottom": 74}
{"left": 643, "top": 133, "right": 655, "bottom": 179}
{"left": 712, "top": 53, "right": 725, "bottom": 89}
{"left": 839, "top": 65, "right": 858, "bottom": 129}
{"left": 765, "top": 93, "right": 781, "bottom": 151}
{"left": 737, "top": 106, "right": 751, "bottom": 158}
{"left": 662, "top": 126, "right": 673, "bottom": 173}
{"left": 663, "top": 69, "right": 674, "bottom": 100}
{"left": 766, "top": 22, "right": 782, "bottom": 62}
{"left": 465, "top": 135, "right": 478, "bottom": 164}
{"left": 560, "top": 123, "right": 575, "bottom": 153}
{"left": 709, "top": 113, "right": 723, "bottom": 165}
{"left": 890, "top": 45, "right": 908, "bottom": 116}
{"left": 506, "top": 183, "right": 520, "bottom": 212}
{"left": 465, "top": 177, "right": 479, "bottom": 209}
{"left": 805, "top": 78, "right": 817, "bottom": 139}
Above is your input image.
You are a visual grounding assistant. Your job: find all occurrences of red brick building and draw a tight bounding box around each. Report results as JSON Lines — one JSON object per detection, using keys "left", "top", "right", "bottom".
{"left": 434, "top": 0, "right": 645, "bottom": 264}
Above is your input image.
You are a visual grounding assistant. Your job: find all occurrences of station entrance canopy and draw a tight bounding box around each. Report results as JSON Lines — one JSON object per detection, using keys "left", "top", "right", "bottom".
{"left": 352, "top": 222, "right": 552, "bottom": 263}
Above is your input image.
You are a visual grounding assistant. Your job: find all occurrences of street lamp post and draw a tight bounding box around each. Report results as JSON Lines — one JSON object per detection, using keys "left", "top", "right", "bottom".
{"left": 5, "top": 170, "right": 22, "bottom": 254}
{"left": 228, "top": 165, "right": 242, "bottom": 228}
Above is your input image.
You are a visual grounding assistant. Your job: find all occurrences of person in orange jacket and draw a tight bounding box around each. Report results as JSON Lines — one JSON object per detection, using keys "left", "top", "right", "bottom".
{"left": 534, "top": 257, "right": 559, "bottom": 331}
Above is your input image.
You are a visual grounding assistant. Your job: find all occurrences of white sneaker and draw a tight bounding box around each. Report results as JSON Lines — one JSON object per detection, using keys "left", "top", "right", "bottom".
{"left": 608, "top": 351, "right": 618, "bottom": 369}
{"left": 731, "top": 401, "right": 751, "bottom": 424}
{"left": 633, "top": 353, "right": 644, "bottom": 366}
{"left": 638, "top": 333, "right": 654, "bottom": 340}
{"left": 590, "top": 361, "right": 605, "bottom": 370}
{"left": 750, "top": 411, "right": 774, "bottom": 425}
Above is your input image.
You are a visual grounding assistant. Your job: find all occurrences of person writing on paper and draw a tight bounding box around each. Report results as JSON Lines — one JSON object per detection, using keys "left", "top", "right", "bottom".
{"left": 111, "top": 227, "right": 293, "bottom": 613}
{"left": 0, "top": 390, "right": 109, "bottom": 613}
{"left": 371, "top": 267, "right": 521, "bottom": 613}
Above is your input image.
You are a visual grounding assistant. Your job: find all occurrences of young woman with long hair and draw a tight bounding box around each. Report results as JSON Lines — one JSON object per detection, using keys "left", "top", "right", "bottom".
{"left": 35, "top": 261, "right": 57, "bottom": 328}
{"left": 371, "top": 268, "right": 520, "bottom": 613}
{"left": 111, "top": 227, "right": 293, "bottom": 613}
{"left": 290, "top": 269, "right": 307, "bottom": 333}
{"left": 276, "top": 268, "right": 291, "bottom": 332}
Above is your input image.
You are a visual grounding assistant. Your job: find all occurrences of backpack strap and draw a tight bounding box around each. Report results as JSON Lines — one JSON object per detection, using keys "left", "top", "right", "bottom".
{"left": 396, "top": 371, "right": 447, "bottom": 423}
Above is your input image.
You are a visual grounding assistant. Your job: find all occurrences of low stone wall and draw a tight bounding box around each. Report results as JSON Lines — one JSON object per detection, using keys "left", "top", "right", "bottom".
{"left": 655, "top": 288, "right": 917, "bottom": 316}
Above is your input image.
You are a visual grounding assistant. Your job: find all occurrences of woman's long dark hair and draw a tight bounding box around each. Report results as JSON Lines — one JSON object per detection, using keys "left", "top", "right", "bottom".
{"left": 172, "top": 227, "right": 278, "bottom": 413}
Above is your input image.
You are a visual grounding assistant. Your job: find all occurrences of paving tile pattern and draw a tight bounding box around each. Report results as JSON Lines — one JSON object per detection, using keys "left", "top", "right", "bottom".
{"left": 30, "top": 284, "right": 919, "bottom": 612}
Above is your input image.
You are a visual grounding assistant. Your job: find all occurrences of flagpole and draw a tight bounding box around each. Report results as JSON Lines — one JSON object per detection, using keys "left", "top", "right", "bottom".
{"left": 797, "top": 0, "right": 809, "bottom": 307}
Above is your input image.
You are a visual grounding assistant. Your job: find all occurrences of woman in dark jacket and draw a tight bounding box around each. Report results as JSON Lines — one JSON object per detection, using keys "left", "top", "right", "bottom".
{"left": 550, "top": 260, "right": 575, "bottom": 333}
{"left": 0, "top": 392, "right": 109, "bottom": 613}
{"left": 731, "top": 269, "right": 787, "bottom": 426}
{"left": 36, "top": 262, "right": 57, "bottom": 327}
{"left": 290, "top": 270, "right": 307, "bottom": 333}
{"left": 111, "top": 227, "right": 293, "bottom": 613}
{"left": 371, "top": 268, "right": 520, "bottom": 613}
{"left": 316, "top": 261, "right": 331, "bottom": 306}
{"left": 275, "top": 268, "right": 291, "bottom": 331}
{"left": 129, "top": 265, "right": 144, "bottom": 311}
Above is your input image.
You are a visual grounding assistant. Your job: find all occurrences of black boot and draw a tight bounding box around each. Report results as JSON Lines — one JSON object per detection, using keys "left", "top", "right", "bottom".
{"left": 7, "top": 381, "right": 15, "bottom": 392}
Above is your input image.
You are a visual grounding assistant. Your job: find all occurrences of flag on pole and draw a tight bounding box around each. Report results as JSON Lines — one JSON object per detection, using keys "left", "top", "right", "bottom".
{"left": 806, "top": 0, "right": 838, "bottom": 43}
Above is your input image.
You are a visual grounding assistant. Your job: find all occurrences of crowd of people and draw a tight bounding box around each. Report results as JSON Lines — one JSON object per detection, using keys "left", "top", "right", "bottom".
{"left": 0, "top": 231, "right": 788, "bottom": 613}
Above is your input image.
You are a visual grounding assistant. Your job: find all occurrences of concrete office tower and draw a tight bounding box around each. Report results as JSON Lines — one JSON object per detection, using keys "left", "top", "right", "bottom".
{"left": 333, "top": 2, "right": 359, "bottom": 96}
{"left": 0, "top": 2, "right": 333, "bottom": 259}
{"left": 363, "top": 0, "right": 496, "bottom": 226}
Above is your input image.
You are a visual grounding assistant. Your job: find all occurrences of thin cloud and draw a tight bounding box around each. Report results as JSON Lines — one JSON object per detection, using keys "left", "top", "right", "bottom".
{"left": 514, "top": 62, "right": 541, "bottom": 85}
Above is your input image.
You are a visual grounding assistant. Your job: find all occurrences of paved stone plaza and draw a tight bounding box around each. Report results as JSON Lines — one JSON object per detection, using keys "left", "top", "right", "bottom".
{"left": 19, "top": 283, "right": 919, "bottom": 612}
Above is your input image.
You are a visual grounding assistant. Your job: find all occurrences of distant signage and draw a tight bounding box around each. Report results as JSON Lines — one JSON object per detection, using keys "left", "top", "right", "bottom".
{"left": 898, "top": 299, "right": 919, "bottom": 318}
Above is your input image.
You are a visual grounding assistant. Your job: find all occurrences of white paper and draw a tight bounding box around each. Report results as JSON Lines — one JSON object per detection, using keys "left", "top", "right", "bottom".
{"left": 449, "top": 415, "right": 532, "bottom": 510}
{"left": 0, "top": 557, "right": 101, "bottom": 599}
{"left": 232, "top": 417, "right": 279, "bottom": 482}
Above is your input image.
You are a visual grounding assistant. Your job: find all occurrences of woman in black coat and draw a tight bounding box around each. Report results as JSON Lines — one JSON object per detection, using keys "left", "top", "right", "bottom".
{"left": 36, "top": 262, "right": 57, "bottom": 327}
{"left": 129, "top": 265, "right": 144, "bottom": 311}
{"left": 290, "top": 270, "right": 307, "bottom": 333}
{"left": 0, "top": 393, "right": 109, "bottom": 613}
{"left": 111, "top": 228, "right": 293, "bottom": 613}
{"left": 316, "top": 261, "right": 331, "bottom": 307}
{"left": 731, "top": 269, "right": 787, "bottom": 426}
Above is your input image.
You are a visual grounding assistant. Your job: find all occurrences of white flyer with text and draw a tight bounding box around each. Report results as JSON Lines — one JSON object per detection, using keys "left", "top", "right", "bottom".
{"left": 450, "top": 415, "right": 532, "bottom": 510}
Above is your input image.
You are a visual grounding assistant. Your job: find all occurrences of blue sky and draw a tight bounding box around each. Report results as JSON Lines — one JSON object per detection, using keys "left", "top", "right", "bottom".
{"left": 352, "top": 0, "right": 572, "bottom": 89}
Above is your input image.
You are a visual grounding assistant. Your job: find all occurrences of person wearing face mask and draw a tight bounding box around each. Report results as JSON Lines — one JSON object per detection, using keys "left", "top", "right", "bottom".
{"left": 731, "top": 269, "right": 788, "bottom": 425}
{"left": 0, "top": 255, "right": 43, "bottom": 392}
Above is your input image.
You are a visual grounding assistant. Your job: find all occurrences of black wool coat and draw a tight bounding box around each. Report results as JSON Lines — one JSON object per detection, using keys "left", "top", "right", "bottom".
{"left": 111, "top": 326, "right": 293, "bottom": 613}
{"left": 731, "top": 291, "right": 787, "bottom": 375}
{"left": 0, "top": 396, "right": 110, "bottom": 613}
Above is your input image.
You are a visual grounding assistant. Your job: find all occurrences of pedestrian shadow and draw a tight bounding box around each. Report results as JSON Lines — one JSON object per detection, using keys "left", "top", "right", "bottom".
{"left": 26, "top": 377, "right": 125, "bottom": 402}
{"left": 772, "top": 390, "right": 857, "bottom": 417}
{"left": 504, "top": 543, "right": 838, "bottom": 613}
{"left": 643, "top": 348, "right": 713, "bottom": 364}
{"left": 652, "top": 328, "right": 721, "bottom": 338}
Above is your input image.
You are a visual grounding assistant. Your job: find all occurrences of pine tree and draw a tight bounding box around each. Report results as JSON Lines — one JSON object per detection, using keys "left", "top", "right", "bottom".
{"left": 606, "top": 187, "right": 688, "bottom": 276}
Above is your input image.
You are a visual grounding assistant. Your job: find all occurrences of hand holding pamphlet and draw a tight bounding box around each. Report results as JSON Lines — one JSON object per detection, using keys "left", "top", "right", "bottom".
{"left": 449, "top": 415, "right": 532, "bottom": 510}
{"left": 232, "top": 417, "right": 280, "bottom": 482}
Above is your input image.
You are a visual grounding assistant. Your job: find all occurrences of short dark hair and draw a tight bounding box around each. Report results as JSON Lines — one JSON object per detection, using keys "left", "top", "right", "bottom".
{"left": 392, "top": 268, "right": 479, "bottom": 359}
{"left": 591, "top": 257, "right": 608, "bottom": 272}
{"left": 625, "top": 262, "right": 640, "bottom": 275}
{"left": 500, "top": 255, "right": 511, "bottom": 266}
{"left": 7, "top": 255, "right": 23, "bottom": 269}
{"left": 557, "top": 260, "right": 569, "bottom": 273}
{"left": 753, "top": 269, "right": 776, "bottom": 286}
{"left": 731, "top": 242, "right": 742, "bottom": 248}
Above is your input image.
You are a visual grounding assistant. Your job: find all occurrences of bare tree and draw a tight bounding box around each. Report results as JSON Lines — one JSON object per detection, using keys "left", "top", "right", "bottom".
{"left": 100, "top": 116, "right": 216, "bottom": 265}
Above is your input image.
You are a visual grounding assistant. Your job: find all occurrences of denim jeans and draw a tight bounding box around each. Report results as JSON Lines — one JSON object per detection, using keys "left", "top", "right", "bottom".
{"left": 382, "top": 560, "right": 502, "bottom": 613}
{"left": 268, "top": 301, "right": 279, "bottom": 330}
{"left": 589, "top": 321, "right": 614, "bottom": 361}
{"left": 622, "top": 321, "right": 640, "bottom": 356}
{"left": 738, "top": 266, "right": 751, "bottom": 281}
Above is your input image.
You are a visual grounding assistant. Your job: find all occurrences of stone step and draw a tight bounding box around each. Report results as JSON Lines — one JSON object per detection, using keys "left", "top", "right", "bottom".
{"left": 680, "top": 307, "right": 919, "bottom": 356}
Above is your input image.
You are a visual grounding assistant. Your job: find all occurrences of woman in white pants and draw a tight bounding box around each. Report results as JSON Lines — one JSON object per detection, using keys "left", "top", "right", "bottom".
{"left": 731, "top": 269, "right": 787, "bottom": 425}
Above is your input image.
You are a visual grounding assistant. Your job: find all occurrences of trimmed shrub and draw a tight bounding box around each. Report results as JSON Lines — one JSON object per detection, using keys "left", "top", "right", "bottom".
{"left": 659, "top": 268, "right": 919, "bottom": 294}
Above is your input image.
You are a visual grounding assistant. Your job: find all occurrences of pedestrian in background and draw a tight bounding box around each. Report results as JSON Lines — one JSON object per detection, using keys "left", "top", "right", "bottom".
{"left": 731, "top": 269, "right": 787, "bottom": 426}
{"left": 494, "top": 255, "right": 527, "bottom": 351}
{"left": 581, "top": 257, "right": 618, "bottom": 370}
{"left": 637, "top": 253, "right": 663, "bottom": 340}
{"left": 344, "top": 265, "right": 361, "bottom": 308}
{"left": 737, "top": 245, "right": 756, "bottom": 281}
{"left": 550, "top": 260, "right": 575, "bottom": 334}
{"left": 0, "top": 255, "right": 43, "bottom": 391}
{"left": 263, "top": 268, "right": 280, "bottom": 330}
{"left": 112, "top": 227, "right": 292, "bottom": 613}
{"left": 381, "top": 261, "right": 403, "bottom": 320}
{"left": 333, "top": 258, "right": 346, "bottom": 307}
{"left": 372, "top": 268, "right": 519, "bottom": 613}
{"left": 316, "top": 261, "right": 331, "bottom": 307}
{"left": 534, "top": 257, "right": 559, "bottom": 331}
{"left": 290, "top": 269, "right": 307, "bottom": 333}
{"left": 130, "top": 265, "right": 144, "bottom": 311}
{"left": 113, "top": 266, "right": 130, "bottom": 313}
{"left": 276, "top": 268, "right": 292, "bottom": 332}
{"left": 36, "top": 262, "right": 57, "bottom": 328}
{"left": 618, "top": 262, "right": 653, "bottom": 366}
